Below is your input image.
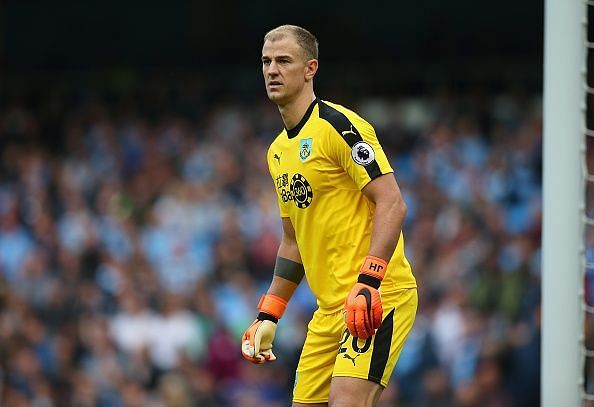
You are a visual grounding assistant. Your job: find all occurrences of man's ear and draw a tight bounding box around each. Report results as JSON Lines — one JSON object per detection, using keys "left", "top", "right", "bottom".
{"left": 305, "top": 59, "right": 318, "bottom": 82}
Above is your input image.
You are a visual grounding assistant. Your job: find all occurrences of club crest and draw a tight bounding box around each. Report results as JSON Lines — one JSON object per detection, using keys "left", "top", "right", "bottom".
{"left": 299, "top": 138, "right": 313, "bottom": 162}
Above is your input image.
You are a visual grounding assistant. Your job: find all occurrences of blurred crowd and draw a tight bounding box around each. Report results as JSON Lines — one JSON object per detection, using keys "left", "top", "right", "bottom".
{"left": 0, "top": 83, "right": 591, "bottom": 407}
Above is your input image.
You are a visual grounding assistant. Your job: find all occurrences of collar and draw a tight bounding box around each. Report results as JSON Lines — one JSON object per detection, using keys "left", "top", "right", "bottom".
{"left": 286, "top": 98, "right": 318, "bottom": 139}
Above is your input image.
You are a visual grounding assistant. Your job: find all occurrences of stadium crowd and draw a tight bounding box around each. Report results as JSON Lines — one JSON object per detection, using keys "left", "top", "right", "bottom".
{"left": 0, "top": 82, "right": 589, "bottom": 406}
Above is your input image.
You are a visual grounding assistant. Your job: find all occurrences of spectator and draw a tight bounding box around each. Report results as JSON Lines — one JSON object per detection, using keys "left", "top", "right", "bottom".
{"left": 0, "top": 85, "right": 554, "bottom": 405}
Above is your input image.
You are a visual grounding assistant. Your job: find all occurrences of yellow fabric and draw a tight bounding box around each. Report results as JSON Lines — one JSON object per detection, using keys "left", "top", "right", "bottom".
{"left": 267, "top": 99, "right": 416, "bottom": 312}
{"left": 292, "top": 288, "right": 418, "bottom": 403}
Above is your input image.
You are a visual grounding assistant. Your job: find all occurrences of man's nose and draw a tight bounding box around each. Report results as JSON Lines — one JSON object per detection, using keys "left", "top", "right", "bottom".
{"left": 268, "top": 61, "right": 279, "bottom": 74}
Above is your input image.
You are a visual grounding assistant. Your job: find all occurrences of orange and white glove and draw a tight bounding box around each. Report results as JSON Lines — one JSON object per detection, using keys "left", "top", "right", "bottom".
{"left": 344, "top": 256, "right": 388, "bottom": 339}
{"left": 241, "top": 294, "right": 287, "bottom": 364}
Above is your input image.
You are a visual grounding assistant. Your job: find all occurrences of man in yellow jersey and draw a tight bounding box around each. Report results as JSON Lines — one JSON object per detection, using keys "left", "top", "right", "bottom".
{"left": 241, "top": 24, "right": 417, "bottom": 407}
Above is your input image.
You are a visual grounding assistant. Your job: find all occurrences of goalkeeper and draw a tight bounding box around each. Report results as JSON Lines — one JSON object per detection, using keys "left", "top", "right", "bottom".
{"left": 242, "top": 24, "right": 417, "bottom": 407}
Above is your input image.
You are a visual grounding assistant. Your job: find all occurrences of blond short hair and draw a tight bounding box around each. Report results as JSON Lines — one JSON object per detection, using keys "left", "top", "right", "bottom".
{"left": 264, "top": 25, "right": 319, "bottom": 61}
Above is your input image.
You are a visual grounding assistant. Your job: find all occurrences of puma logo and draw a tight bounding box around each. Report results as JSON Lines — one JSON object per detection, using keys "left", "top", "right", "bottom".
{"left": 341, "top": 125, "right": 357, "bottom": 138}
{"left": 273, "top": 153, "right": 282, "bottom": 164}
{"left": 343, "top": 353, "right": 361, "bottom": 366}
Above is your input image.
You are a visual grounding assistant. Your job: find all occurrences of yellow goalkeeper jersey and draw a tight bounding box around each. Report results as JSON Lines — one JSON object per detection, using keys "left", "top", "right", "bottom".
{"left": 267, "top": 98, "right": 416, "bottom": 312}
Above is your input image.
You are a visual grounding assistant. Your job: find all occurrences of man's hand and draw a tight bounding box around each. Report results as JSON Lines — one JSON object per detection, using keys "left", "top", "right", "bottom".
{"left": 241, "top": 316, "right": 278, "bottom": 364}
{"left": 241, "top": 294, "right": 287, "bottom": 364}
{"left": 344, "top": 283, "right": 382, "bottom": 339}
{"left": 344, "top": 255, "right": 388, "bottom": 338}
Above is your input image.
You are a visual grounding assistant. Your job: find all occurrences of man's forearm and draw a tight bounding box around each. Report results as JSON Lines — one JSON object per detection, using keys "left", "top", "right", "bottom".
{"left": 265, "top": 238, "right": 304, "bottom": 302}
{"left": 367, "top": 197, "right": 407, "bottom": 261}
{"left": 266, "top": 274, "right": 299, "bottom": 302}
{"left": 277, "top": 235, "right": 302, "bottom": 264}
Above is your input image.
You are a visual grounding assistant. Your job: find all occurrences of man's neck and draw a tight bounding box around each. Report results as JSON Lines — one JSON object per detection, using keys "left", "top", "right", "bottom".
{"left": 278, "top": 91, "right": 316, "bottom": 130}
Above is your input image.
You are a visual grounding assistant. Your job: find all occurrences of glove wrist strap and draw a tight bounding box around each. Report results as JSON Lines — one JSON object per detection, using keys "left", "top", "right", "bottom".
{"left": 257, "top": 312, "right": 279, "bottom": 324}
{"left": 359, "top": 255, "right": 388, "bottom": 282}
{"left": 357, "top": 273, "right": 381, "bottom": 289}
{"left": 258, "top": 294, "right": 287, "bottom": 319}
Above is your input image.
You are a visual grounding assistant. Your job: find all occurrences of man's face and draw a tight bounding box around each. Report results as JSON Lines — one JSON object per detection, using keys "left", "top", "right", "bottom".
{"left": 261, "top": 36, "right": 309, "bottom": 105}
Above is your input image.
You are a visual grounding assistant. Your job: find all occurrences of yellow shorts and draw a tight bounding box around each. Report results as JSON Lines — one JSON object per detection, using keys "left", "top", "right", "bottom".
{"left": 292, "top": 288, "right": 418, "bottom": 404}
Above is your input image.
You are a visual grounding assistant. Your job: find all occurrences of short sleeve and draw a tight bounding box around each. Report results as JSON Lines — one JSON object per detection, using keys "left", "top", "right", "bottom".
{"left": 323, "top": 107, "right": 393, "bottom": 190}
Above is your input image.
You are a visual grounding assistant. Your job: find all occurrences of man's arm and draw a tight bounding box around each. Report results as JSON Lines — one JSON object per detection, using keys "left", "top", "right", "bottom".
{"left": 241, "top": 217, "right": 304, "bottom": 363}
{"left": 361, "top": 173, "right": 407, "bottom": 261}
{"left": 266, "top": 217, "right": 303, "bottom": 300}
{"left": 344, "top": 173, "right": 407, "bottom": 339}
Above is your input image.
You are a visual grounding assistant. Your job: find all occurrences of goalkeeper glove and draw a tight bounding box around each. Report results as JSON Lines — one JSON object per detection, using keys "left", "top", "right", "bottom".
{"left": 241, "top": 294, "right": 287, "bottom": 364}
{"left": 344, "top": 256, "right": 388, "bottom": 339}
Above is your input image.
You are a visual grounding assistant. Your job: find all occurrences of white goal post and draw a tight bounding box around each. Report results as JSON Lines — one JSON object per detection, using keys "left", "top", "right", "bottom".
{"left": 542, "top": 0, "right": 587, "bottom": 406}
